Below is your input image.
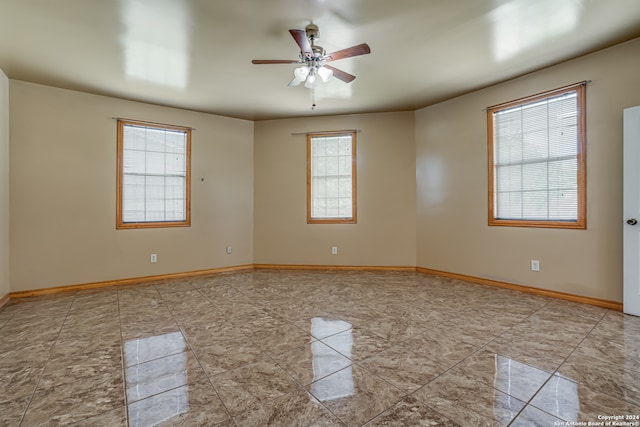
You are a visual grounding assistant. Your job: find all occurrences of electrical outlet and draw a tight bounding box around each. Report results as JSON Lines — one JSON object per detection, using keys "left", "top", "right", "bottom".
{"left": 331, "top": 246, "right": 338, "bottom": 255}
{"left": 531, "top": 259, "right": 540, "bottom": 271}
{"left": 150, "top": 253, "right": 157, "bottom": 263}
{"left": 226, "top": 245, "right": 232, "bottom": 254}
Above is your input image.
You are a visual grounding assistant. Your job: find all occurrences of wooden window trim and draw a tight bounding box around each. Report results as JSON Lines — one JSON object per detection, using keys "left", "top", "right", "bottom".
{"left": 307, "top": 131, "right": 357, "bottom": 224}
{"left": 116, "top": 119, "right": 192, "bottom": 229}
{"left": 487, "top": 82, "right": 587, "bottom": 229}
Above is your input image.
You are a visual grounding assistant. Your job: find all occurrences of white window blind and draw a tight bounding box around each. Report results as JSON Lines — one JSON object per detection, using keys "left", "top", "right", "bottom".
{"left": 309, "top": 133, "right": 355, "bottom": 221}
{"left": 492, "top": 90, "right": 580, "bottom": 222}
{"left": 121, "top": 123, "right": 188, "bottom": 224}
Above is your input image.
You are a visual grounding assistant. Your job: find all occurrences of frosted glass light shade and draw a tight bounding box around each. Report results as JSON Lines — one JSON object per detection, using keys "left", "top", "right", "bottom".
{"left": 294, "top": 66, "right": 310, "bottom": 80}
{"left": 317, "top": 66, "right": 333, "bottom": 82}
{"left": 305, "top": 73, "right": 317, "bottom": 88}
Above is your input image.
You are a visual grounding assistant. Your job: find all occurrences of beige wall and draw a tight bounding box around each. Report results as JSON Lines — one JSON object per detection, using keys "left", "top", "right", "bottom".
{"left": 0, "top": 69, "right": 9, "bottom": 300}
{"left": 9, "top": 81, "right": 254, "bottom": 292}
{"left": 254, "top": 112, "right": 416, "bottom": 267}
{"left": 416, "top": 37, "right": 640, "bottom": 302}
{"left": 8, "top": 39, "right": 639, "bottom": 300}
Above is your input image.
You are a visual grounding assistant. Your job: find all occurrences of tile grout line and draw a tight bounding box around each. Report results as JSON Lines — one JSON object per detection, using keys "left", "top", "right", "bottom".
{"left": 401, "top": 297, "right": 557, "bottom": 425}
{"left": 512, "top": 307, "right": 637, "bottom": 425}
{"left": 504, "top": 302, "right": 610, "bottom": 426}
{"left": 116, "top": 286, "right": 131, "bottom": 427}
{"left": 17, "top": 293, "right": 77, "bottom": 427}
{"left": 163, "top": 283, "right": 239, "bottom": 426}
{"left": 195, "top": 277, "right": 349, "bottom": 424}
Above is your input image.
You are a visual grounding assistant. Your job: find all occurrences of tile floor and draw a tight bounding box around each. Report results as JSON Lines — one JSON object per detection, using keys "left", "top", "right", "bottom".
{"left": 1, "top": 270, "right": 640, "bottom": 426}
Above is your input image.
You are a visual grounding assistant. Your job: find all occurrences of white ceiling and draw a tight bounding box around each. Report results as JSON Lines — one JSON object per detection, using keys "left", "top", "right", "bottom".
{"left": 1, "top": 0, "right": 639, "bottom": 121}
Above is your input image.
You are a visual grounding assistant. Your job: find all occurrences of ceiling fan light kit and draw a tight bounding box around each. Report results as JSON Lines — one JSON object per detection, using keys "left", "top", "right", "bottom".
{"left": 252, "top": 23, "right": 370, "bottom": 93}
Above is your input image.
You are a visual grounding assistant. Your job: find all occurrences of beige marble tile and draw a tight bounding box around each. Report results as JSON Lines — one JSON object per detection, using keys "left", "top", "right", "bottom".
{"left": 361, "top": 316, "right": 428, "bottom": 343}
{"left": 509, "top": 405, "right": 563, "bottom": 427}
{"left": 49, "top": 334, "right": 122, "bottom": 364}
{"left": 0, "top": 364, "right": 44, "bottom": 402}
{"left": 294, "top": 316, "right": 353, "bottom": 340}
{"left": 0, "top": 395, "right": 30, "bottom": 427}
{"left": 125, "top": 350, "right": 207, "bottom": 403}
{"left": 118, "top": 285, "right": 164, "bottom": 311}
{"left": 483, "top": 329, "right": 575, "bottom": 373}
{"left": 233, "top": 311, "right": 289, "bottom": 336}
{"left": 396, "top": 330, "right": 478, "bottom": 366}
{"left": 153, "top": 281, "right": 196, "bottom": 296}
{"left": 117, "top": 283, "right": 160, "bottom": 296}
{"left": 530, "top": 373, "right": 640, "bottom": 422}
{"left": 555, "top": 352, "right": 640, "bottom": 406}
{"left": 2, "top": 270, "right": 637, "bottom": 425}
{"left": 39, "top": 352, "right": 123, "bottom": 392}
{"left": 447, "top": 350, "right": 552, "bottom": 402}
{"left": 160, "top": 289, "right": 213, "bottom": 311}
{"left": 321, "top": 328, "right": 394, "bottom": 362}
{"left": 118, "top": 300, "right": 173, "bottom": 320}
{"left": 173, "top": 311, "right": 227, "bottom": 329}
{"left": 365, "top": 397, "right": 459, "bottom": 426}
{"left": 248, "top": 323, "right": 316, "bottom": 356}
{"left": 193, "top": 337, "right": 264, "bottom": 376}
{"left": 437, "top": 315, "right": 513, "bottom": 346}
{"left": 21, "top": 377, "right": 125, "bottom": 426}
{"left": 514, "top": 312, "right": 597, "bottom": 336}
{"left": 539, "top": 299, "right": 608, "bottom": 322}
{"left": 188, "top": 276, "right": 230, "bottom": 289}
{"left": 357, "top": 346, "right": 449, "bottom": 393}
{"left": 0, "top": 322, "right": 65, "bottom": 347}
{"left": 180, "top": 323, "right": 248, "bottom": 349}
{"left": 0, "top": 341, "right": 54, "bottom": 367}
{"left": 596, "top": 311, "right": 640, "bottom": 336}
{"left": 213, "top": 300, "right": 269, "bottom": 321}
{"left": 120, "top": 319, "right": 181, "bottom": 341}
{"left": 128, "top": 379, "right": 230, "bottom": 427}
{"left": 123, "top": 330, "right": 189, "bottom": 367}
{"left": 573, "top": 334, "right": 640, "bottom": 373}
{"left": 233, "top": 388, "right": 344, "bottom": 427}
{"left": 210, "top": 358, "right": 299, "bottom": 416}
{"left": 588, "top": 311, "right": 640, "bottom": 356}
{"left": 307, "top": 365, "right": 404, "bottom": 426}
{"left": 271, "top": 341, "right": 352, "bottom": 386}
{"left": 412, "top": 370, "right": 525, "bottom": 426}
{"left": 68, "top": 406, "right": 127, "bottom": 426}
{"left": 61, "top": 311, "right": 120, "bottom": 334}
{"left": 198, "top": 284, "right": 254, "bottom": 303}
{"left": 69, "top": 290, "right": 119, "bottom": 308}
{"left": 5, "top": 294, "right": 75, "bottom": 313}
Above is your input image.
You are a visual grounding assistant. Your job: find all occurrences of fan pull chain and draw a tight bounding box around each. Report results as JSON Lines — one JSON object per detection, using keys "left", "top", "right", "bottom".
{"left": 311, "top": 88, "right": 316, "bottom": 110}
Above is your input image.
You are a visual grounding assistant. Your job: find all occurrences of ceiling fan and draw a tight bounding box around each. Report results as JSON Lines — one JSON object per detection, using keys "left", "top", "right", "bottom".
{"left": 252, "top": 24, "right": 371, "bottom": 88}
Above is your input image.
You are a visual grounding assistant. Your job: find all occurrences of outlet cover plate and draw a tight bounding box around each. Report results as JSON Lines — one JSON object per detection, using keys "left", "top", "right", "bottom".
{"left": 531, "top": 260, "right": 540, "bottom": 271}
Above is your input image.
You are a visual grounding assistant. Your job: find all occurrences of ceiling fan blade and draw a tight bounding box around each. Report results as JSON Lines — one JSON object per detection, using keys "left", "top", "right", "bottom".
{"left": 289, "top": 29, "right": 313, "bottom": 57}
{"left": 324, "top": 43, "right": 371, "bottom": 62}
{"left": 323, "top": 65, "right": 356, "bottom": 83}
{"left": 252, "top": 59, "right": 299, "bottom": 64}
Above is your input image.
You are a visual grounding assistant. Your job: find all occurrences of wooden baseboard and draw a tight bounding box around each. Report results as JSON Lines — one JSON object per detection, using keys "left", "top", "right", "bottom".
{"left": 0, "top": 292, "right": 9, "bottom": 309}
{"left": 9, "top": 265, "right": 254, "bottom": 299}
{"left": 6, "top": 263, "right": 622, "bottom": 313}
{"left": 253, "top": 264, "right": 417, "bottom": 272}
{"left": 417, "top": 267, "right": 623, "bottom": 311}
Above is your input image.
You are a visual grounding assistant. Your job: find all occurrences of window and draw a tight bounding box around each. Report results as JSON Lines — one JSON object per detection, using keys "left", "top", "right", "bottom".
{"left": 307, "top": 132, "right": 357, "bottom": 224}
{"left": 487, "top": 82, "right": 586, "bottom": 229}
{"left": 116, "top": 119, "right": 191, "bottom": 229}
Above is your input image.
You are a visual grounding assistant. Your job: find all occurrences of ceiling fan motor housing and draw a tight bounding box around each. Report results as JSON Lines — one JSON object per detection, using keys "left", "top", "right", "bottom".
{"left": 305, "top": 24, "right": 320, "bottom": 41}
